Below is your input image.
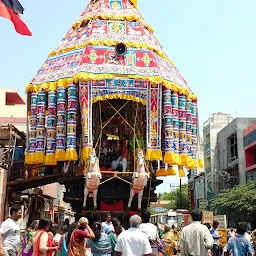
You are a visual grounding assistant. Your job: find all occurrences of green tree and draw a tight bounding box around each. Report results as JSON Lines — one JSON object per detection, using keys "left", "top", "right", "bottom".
{"left": 148, "top": 206, "right": 157, "bottom": 215}
{"left": 158, "top": 184, "right": 189, "bottom": 210}
{"left": 213, "top": 181, "right": 256, "bottom": 226}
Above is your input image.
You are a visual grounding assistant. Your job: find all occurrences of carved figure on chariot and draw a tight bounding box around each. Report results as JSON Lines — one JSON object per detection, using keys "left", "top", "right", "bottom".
{"left": 24, "top": 0, "right": 203, "bottom": 213}
{"left": 83, "top": 148, "right": 102, "bottom": 210}
{"left": 128, "top": 149, "right": 149, "bottom": 210}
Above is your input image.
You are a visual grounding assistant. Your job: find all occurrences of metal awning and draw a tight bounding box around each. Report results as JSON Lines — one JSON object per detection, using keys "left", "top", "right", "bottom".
{"left": 5, "top": 92, "right": 25, "bottom": 105}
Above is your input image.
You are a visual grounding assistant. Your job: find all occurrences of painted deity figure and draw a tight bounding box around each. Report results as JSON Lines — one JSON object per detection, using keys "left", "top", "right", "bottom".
{"left": 128, "top": 149, "right": 149, "bottom": 210}
{"left": 83, "top": 148, "right": 102, "bottom": 209}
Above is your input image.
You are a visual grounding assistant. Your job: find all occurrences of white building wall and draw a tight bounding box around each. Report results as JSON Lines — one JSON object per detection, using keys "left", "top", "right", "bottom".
{"left": 0, "top": 88, "right": 27, "bottom": 132}
{"left": 203, "top": 113, "right": 233, "bottom": 192}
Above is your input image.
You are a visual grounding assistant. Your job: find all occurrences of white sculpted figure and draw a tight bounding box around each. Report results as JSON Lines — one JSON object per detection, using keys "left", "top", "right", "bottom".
{"left": 83, "top": 148, "right": 102, "bottom": 209}
{"left": 128, "top": 149, "right": 149, "bottom": 210}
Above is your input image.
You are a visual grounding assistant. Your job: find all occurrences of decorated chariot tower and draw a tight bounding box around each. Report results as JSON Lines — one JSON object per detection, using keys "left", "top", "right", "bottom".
{"left": 25, "top": 0, "right": 202, "bottom": 219}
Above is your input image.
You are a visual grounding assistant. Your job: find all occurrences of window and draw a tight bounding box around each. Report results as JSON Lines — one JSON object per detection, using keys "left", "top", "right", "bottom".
{"left": 246, "top": 170, "right": 256, "bottom": 181}
{"left": 227, "top": 133, "right": 238, "bottom": 162}
{"left": 243, "top": 130, "right": 256, "bottom": 147}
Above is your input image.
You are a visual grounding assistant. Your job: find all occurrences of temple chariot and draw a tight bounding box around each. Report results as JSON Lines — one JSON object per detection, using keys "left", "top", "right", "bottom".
{"left": 24, "top": 0, "right": 201, "bottom": 223}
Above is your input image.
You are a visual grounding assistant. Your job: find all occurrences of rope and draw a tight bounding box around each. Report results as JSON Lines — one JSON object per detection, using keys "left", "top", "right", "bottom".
{"left": 94, "top": 101, "right": 129, "bottom": 149}
{"left": 106, "top": 100, "right": 141, "bottom": 151}
{"left": 0, "top": 149, "right": 9, "bottom": 155}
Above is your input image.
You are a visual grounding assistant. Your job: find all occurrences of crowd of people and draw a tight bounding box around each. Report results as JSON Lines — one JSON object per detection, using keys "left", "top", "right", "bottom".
{"left": 179, "top": 209, "right": 255, "bottom": 256}
{"left": 0, "top": 204, "right": 255, "bottom": 256}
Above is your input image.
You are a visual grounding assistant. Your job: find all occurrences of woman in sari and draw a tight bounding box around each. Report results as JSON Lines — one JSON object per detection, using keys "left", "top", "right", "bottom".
{"left": 86, "top": 222, "right": 112, "bottom": 256}
{"left": 68, "top": 218, "right": 95, "bottom": 256}
{"left": 32, "top": 219, "right": 58, "bottom": 256}
{"left": 22, "top": 220, "right": 39, "bottom": 256}
{"left": 58, "top": 223, "right": 76, "bottom": 256}
{"left": 161, "top": 225, "right": 175, "bottom": 256}
{"left": 59, "top": 223, "right": 76, "bottom": 256}
{"left": 107, "top": 219, "right": 124, "bottom": 256}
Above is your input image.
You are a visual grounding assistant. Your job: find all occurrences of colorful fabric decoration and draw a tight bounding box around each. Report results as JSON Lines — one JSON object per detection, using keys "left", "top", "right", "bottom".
{"left": 26, "top": 92, "right": 38, "bottom": 164}
{"left": 156, "top": 120, "right": 166, "bottom": 177}
{"left": 166, "top": 165, "right": 176, "bottom": 176}
{"left": 191, "top": 100, "right": 198, "bottom": 168}
{"left": 80, "top": 81, "right": 92, "bottom": 159}
{"left": 55, "top": 87, "right": 66, "bottom": 161}
{"left": 27, "top": 45, "right": 194, "bottom": 100}
{"left": 24, "top": 0, "right": 200, "bottom": 172}
{"left": 163, "top": 88, "right": 178, "bottom": 165}
{"left": 51, "top": 20, "right": 162, "bottom": 60}
{"left": 156, "top": 162, "right": 166, "bottom": 177}
{"left": 65, "top": 83, "right": 78, "bottom": 161}
{"left": 45, "top": 91, "right": 57, "bottom": 165}
{"left": 185, "top": 98, "right": 193, "bottom": 167}
{"left": 91, "top": 79, "right": 148, "bottom": 105}
{"left": 35, "top": 90, "right": 47, "bottom": 163}
{"left": 178, "top": 166, "right": 185, "bottom": 178}
{"left": 171, "top": 91, "right": 179, "bottom": 160}
{"left": 179, "top": 94, "right": 188, "bottom": 166}
{"left": 146, "top": 84, "right": 162, "bottom": 161}
{"left": 74, "top": 0, "right": 150, "bottom": 31}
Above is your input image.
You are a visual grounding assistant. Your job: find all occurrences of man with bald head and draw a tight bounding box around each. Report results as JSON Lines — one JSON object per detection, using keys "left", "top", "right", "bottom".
{"left": 115, "top": 215, "right": 152, "bottom": 256}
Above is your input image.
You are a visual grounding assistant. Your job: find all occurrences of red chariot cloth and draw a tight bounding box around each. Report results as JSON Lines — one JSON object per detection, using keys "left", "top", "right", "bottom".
{"left": 100, "top": 200, "right": 124, "bottom": 211}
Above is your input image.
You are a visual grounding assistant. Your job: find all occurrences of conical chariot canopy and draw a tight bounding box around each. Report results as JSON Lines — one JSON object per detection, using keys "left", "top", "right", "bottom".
{"left": 26, "top": 0, "right": 196, "bottom": 100}
{"left": 25, "top": 0, "right": 201, "bottom": 172}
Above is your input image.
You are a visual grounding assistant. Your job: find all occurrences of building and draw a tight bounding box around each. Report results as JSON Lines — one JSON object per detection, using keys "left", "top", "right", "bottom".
{"left": 214, "top": 118, "right": 256, "bottom": 193}
{"left": 54, "top": 184, "right": 75, "bottom": 225}
{"left": 243, "top": 122, "right": 256, "bottom": 181}
{"left": 187, "top": 137, "right": 205, "bottom": 210}
{"left": 0, "top": 88, "right": 27, "bottom": 132}
{"left": 203, "top": 113, "right": 233, "bottom": 192}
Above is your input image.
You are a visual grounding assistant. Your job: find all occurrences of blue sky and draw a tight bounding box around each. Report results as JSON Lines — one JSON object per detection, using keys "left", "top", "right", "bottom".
{"left": 1, "top": 0, "right": 255, "bottom": 193}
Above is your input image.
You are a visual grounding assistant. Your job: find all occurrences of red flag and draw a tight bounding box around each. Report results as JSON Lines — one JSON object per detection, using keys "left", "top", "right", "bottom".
{"left": 0, "top": 0, "right": 32, "bottom": 36}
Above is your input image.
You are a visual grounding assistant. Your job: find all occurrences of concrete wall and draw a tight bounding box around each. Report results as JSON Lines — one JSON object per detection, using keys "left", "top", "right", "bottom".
{"left": 203, "top": 113, "right": 233, "bottom": 190}
{"left": 216, "top": 118, "right": 256, "bottom": 190}
{"left": 41, "top": 183, "right": 58, "bottom": 199}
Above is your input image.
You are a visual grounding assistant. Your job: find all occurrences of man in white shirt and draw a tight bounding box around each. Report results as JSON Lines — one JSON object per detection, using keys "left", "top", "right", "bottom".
{"left": 139, "top": 209, "right": 159, "bottom": 240}
{"left": 228, "top": 228, "right": 235, "bottom": 240}
{"left": 0, "top": 204, "right": 22, "bottom": 256}
{"left": 139, "top": 209, "right": 161, "bottom": 255}
{"left": 102, "top": 212, "right": 114, "bottom": 234}
{"left": 115, "top": 214, "right": 152, "bottom": 256}
{"left": 180, "top": 209, "right": 213, "bottom": 256}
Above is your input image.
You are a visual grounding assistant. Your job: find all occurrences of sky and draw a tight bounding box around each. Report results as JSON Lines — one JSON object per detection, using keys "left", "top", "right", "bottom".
{"left": 1, "top": 0, "right": 256, "bottom": 193}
